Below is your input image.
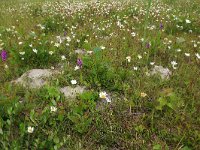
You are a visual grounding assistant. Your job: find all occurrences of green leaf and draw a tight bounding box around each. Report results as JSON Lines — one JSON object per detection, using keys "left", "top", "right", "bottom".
{"left": 181, "top": 146, "right": 191, "bottom": 150}
{"left": 153, "top": 144, "right": 162, "bottom": 150}
{"left": 156, "top": 97, "right": 167, "bottom": 110}
{"left": 30, "top": 109, "right": 35, "bottom": 123}
{"left": 0, "top": 128, "right": 3, "bottom": 135}
{"left": 54, "top": 136, "right": 60, "bottom": 144}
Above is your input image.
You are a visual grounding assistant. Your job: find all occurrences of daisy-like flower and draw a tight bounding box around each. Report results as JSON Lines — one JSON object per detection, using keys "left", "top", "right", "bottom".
{"left": 171, "top": 61, "right": 178, "bottom": 69}
{"left": 54, "top": 43, "right": 60, "bottom": 47}
{"left": 195, "top": 53, "right": 200, "bottom": 59}
{"left": 141, "top": 92, "right": 147, "bottom": 97}
{"left": 100, "top": 46, "right": 105, "bottom": 50}
{"left": 4, "top": 64, "right": 8, "bottom": 69}
{"left": 137, "top": 55, "right": 142, "bottom": 59}
{"left": 19, "top": 51, "right": 25, "bottom": 55}
{"left": 185, "top": 19, "right": 191, "bottom": 24}
{"left": 126, "top": 56, "right": 131, "bottom": 62}
{"left": 33, "top": 49, "right": 37, "bottom": 54}
{"left": 66, "top": 36, "right": 71, "bottom": 42}
{"left": 50, "top": 106, "right": 57, "bottom": 112}
{"left": 71, "top": 80, "right": 77, "bottom": 85}
{"left": 27, "top": 126, "right": 34, "bottom": 133}
{"left": 49, "top": 51, "right": 54, "bottom": 55}
{"left": 19, "top": 42, "right": 23, "bottom": 45}
{"left": 184, "top": 53, "right": 190, "bottom": 57}
{"left": 99, "top": 91, "right": 111, "bottom": 103}
{"left": 131, "top": 32, "right": 136, "bottom": 37}
{"left": 74, "top": 65, "right": 80, "bottom": 71}
{"left": 99, "top": 91, "right": 107, "bottom": 99}
{"left": 176, "top": 48, "right": 182, "bottom": 52}
{"left": 150, "top": 62, "right": 155, "bottom": 65}
{"left": 133, "top": 66, "right": 138, "bottom": 71}
{"left": 61, "top": 55, "right": 66, "bottom": 60}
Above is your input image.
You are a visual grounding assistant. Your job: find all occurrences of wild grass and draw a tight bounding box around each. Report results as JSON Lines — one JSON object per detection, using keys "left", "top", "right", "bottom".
{"left": 0, "top": 0, "right": 200, "bottom": 149}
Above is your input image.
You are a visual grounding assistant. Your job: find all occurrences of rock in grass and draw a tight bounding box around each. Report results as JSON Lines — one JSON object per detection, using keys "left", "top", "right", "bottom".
{"left": 150, "top": 65, "right": 171, "bottom": 80}
{"left": 12, "top": 69, "right": 60, "bottom": 88}
{"left": 60, "top": 86, "right": 86, "bottom": 98}
{"left": 176, "top": 37, "right": 185, "bottom": 44}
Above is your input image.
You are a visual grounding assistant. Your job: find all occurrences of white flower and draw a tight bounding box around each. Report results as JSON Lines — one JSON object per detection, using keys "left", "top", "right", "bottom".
{"left": 184, "top": 53, "right": 190, "bottom": 57}
{"left": 61, "top": 55, "right": 66, "bottom": 60}
{"left": 131, "top": 32, "right": 136, "bottom": 37}
{"left": 28, "top": 126, "right": 34, "bottom": 133}
{"left": 19, "top": 42, "right": 23, "bottom": 45}
{"left": 176, "top": 48, "right": 182, "bottom": 52}
{"left": 54, "top": 43, "right": 60, "bottom": 47}
{"left": 99, "top": 92, "right": 111, "bottom": 103}
{"left": 133, "top": 66, "right": 138, "bottom": 70}
{"left": 99, "top": 91, "right": 107, "bottom": 99}
{"left": 66, "top": 36, "right": 71, "bottom": 42}
{"left": 33, "top": 49, "right": 37, "bottom": 54}
{"left": 49, "top": 51, "right": 54, "bottom": 55}
{"left": 19, "top": 51, "right": 25, "bottom": 55}
{"left": 71, "top": 80, "right": 77, "bottom": 85}
{"left": 150, "top": 62, "right": 155, "bottom": 65}
{"left": 100, "top": 46, "right": 105, "bottom": 50}
{"left": 126, "top": 56, "right": 131, "bottom": 62}
{"left": 171, "top": 61, "right": 178, "bottom": 69}
{"left": 50, "top": 106, "right": 57, "bottom": 112}
{"left": 29, "top": 44, "right": 32, "bottom": 47}
{"left": 194, "top": 44, "right": 197, "bottom": 47}
{"left": 4, "top": 64, "right": 8, "bottom": 69}
{"left": 137, "top": 55, "right": 142, "bottom": 59}
{"left": 195, "top": 53, "right": 200, "bottom": 59}
{"left": 74, "top": 65, "right": 80, "bottom": 71}
{"left": 185, "top": 19, "right": 191, "bottom": 24}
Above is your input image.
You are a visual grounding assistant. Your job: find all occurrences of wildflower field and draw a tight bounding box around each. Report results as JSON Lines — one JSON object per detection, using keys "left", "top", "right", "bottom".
{"left": 0, "top": 0, "right": 200, "bottom": 149}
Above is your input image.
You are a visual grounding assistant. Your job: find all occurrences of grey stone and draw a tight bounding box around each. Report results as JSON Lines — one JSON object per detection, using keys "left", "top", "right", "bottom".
{"left": 176, "top": 37, "right": 185, "bottom": 43}
{"left": 60, "top": 86, "right": 86, "bottom": 98}
{"left": 150, "top": 65, "right": 172, "bottom": 80}
{"left": 74, "top": 49, "right": 86, "bottom": 54}
{"left": 13, "top": 69, "right": 60, "bottom": 88}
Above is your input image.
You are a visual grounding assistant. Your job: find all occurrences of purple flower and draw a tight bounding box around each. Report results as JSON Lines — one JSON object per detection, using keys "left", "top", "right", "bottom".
{"left": 146, "top": 42, "right": 150, "bottom": 49}
{"left": 77, "top": 58, "right": 83, "bottom": 68}
{"left": 1, "top": 50, "right": 7, "bottom": 61}
{"left": 160, "top": 23, "right": 164, "bottom": 30}
{"left": 64, "top": 31, "right": 67, "bottom": 36}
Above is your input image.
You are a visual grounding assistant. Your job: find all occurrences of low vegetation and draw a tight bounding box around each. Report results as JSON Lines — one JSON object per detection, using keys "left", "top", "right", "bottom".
{"left": 0, "top": 0, "right": 200, "bottom": 149}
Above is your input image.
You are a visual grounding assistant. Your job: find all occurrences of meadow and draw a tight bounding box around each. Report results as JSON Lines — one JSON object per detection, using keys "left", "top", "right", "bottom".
{"left": 0, "top": 0, "right": 200, "bottom": 149}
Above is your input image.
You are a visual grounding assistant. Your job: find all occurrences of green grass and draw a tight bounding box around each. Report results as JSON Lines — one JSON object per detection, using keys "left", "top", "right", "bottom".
{"left": 0, "top": 0, "right": 200, "bottom": 149}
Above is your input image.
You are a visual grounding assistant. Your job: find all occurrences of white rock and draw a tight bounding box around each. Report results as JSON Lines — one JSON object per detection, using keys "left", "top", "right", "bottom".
{"left": 150, "top": 65, "right": 172, "bottom": 80}
{"left": 13, "top": 69, "right": 60, "bottom": 88}
{"left": 60, "top": 86, "right": 85, "bottom": 98}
